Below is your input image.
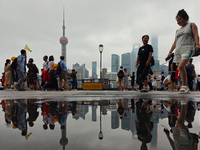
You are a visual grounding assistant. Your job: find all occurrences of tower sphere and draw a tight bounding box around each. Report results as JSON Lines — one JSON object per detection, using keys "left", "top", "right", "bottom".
{"left": 60, "top": 36, "right": 68, "bottom": 45}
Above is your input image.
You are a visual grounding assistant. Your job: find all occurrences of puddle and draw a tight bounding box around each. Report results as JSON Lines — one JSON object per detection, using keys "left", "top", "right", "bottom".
{"left": 0, "top": 98, "right": 200, "bottom": 150}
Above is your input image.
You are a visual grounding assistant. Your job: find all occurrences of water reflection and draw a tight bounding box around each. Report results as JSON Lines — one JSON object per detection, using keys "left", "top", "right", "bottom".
{"left": 0, "top": 99, "right": 200, "bottom": 150}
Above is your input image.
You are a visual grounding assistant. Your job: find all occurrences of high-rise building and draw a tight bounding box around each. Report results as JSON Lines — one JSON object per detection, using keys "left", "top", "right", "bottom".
{"left": 92, "top": 61, "right": 97, "bottom": 78}
{"left": 151, "top": 36, "right": 158, "bottom": 60}
{"left": 111, "top": 54, "right": 120, "bottom": 72}
{"left": 73, "top": 63, "right": 89, "bottom": 88}
{"left": 59, "top": 9, "right": 68, "bottom": 63}
{"left": 121, "top": 53, "right": 131, "bottom": 74}
{"left": 131, "top": 44, "right": 140, "bottom": 73}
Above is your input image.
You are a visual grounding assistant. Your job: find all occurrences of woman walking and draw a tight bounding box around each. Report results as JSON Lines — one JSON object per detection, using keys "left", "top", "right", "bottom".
{"left": 168, "top": 9, "right": 199, "bottom": 94}
{"left": 4, "top": 59, "right": 13, "bottom": 90}
{"left": 27, "top": 58, "right": 39, "bottom": 90}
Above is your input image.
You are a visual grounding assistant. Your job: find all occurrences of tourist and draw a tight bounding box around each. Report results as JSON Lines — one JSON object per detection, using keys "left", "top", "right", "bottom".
{"left": 152, "top": 75, "right": 157, "bottom": 91}
{"left": 58, "top": 56, "right": 68, "bottom": 91}
{"left": 136, "top": 35, "right": 153, "bottom": 92}
{"left": 167, "top": 9, "right": 199, "bottom": 94}
{"left": 117, "top": 66, "right": 124, "bottom": 91}
{"left": 123, "top": 68, "right": 130, "bottom": 91}
{"left": 15, "top": 49, "right": 27, "bottom": 91}
{"left": 4, "top": 59, "right": 13, "bottom": 90}
{"left": 43, "top": 55, "right": 48, "bottom": 71}
{"left": 27, "top": 58, "right": 39, "bottom": 90}
{"left": 131, "top": 72, "right": 135, "bottom": 91}
{"left": 186, "top": 58, "right": 196, "bottom": 91}
{"left": 70, "top": 69, "right": 78, "bottom": 90}
{"left": 43, "top": 55, "right": 58, "bottom": 91}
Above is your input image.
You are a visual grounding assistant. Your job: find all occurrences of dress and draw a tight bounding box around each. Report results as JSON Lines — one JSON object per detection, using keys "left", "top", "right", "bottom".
{"left": 4, "top": 64, "right": 13, "bottom": 85}
{"left": 124, "top": 72, "right": 129, "bottom": 88}
{"left": 27, "top": 63, "right": 38, "bottom": 85}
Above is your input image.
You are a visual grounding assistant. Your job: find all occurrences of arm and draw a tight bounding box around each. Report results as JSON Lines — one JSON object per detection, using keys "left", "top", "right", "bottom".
{"left": 18, "top": 60, "right": 23, "bottom": 74}
{"left": 168, "top": 37, "right": 176, "bottom": 57}
{"left": 146, "top": 52, "right": 152, "bottom": 66}
{"left": 136, "top": 55, "right": 140, "bottom": 67}
{"left": 192, "top": 23, "right": 200, "bottom": 51}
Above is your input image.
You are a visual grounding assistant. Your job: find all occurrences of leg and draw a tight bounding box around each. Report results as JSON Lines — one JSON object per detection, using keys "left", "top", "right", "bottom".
{"left": 178, "top": 59, "right": 188, "bottom": 87}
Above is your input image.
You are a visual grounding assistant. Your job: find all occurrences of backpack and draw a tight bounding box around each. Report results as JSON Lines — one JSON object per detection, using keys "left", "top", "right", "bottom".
{"left": 56, "top": 62, "right": 62, "bottom": 74}
{"left": 10, "top": 58, "right": 18, "bottom": 70}
{"left": 118, "top": 70, "right": 124, "bottom": 79}
{"left": 150, "top": 56, "right": 155, "bottom": 66}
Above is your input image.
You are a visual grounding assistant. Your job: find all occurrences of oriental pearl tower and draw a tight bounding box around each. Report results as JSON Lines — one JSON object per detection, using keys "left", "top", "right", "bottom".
{"left": 60, "top": 10, "right": 68, "bottom": 63}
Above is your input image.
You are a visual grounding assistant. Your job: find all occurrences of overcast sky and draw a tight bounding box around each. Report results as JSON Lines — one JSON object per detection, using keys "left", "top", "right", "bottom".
{"left": 1, "top": 0, "right": 200, "bottom": 76}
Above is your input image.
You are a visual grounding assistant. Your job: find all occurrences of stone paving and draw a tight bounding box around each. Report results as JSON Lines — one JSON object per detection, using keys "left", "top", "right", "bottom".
{"left": 0, "top": 90, "right": 200, "bottom": 101}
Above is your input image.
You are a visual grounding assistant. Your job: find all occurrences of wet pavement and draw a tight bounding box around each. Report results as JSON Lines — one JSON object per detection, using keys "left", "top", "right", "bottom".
{"left": 0, "top": 91, "right": 200, "bottom": 150}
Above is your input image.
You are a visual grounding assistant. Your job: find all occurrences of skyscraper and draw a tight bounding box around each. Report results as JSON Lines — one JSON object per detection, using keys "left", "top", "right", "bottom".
{"left": 130, "top": 44, "right": 140, "bottom": 73}
{"left": 111, "top": 54, "right": 119, "bottom": 72}
{"left": 92, "top": 61, "right": 97, "bottom": 78}
{"left": 151, "top": 36, "right": 159, "bottom": 70}
{"left": 151, "top": 36, "right": 158, "bottom": 60}
{"left": 60, "top": 9, "right": 68, "bottom": 63}
{"left": 121, "top": 53, "right": 131, "bottom": 74}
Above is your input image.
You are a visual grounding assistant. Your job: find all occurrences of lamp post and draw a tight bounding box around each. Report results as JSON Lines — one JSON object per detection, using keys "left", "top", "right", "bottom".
{"left": 99, "top": 44, "right": 103, "bottom": 79}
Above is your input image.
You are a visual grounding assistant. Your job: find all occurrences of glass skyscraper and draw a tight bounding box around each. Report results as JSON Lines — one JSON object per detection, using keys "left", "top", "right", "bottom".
{"left": 92, "top": 61, "right": 97, "bottom": 78}
{"left": 151, "top": 36, "right": 158, "bottom": 60}
{"left": 111, "top": 54, "right": 119, "bottom": 72}
{"left": 122, "top": 53, "right": 131, "bottom": 74}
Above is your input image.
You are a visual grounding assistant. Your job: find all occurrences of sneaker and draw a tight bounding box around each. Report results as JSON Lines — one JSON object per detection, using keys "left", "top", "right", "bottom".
{"left": 140, "top": 87, "right": 148, "bottom": 92}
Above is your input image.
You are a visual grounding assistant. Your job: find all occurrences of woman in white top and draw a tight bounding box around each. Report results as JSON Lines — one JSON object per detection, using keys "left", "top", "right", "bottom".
{"left": 168, "top": 9, "right": 199, "bottom": 94}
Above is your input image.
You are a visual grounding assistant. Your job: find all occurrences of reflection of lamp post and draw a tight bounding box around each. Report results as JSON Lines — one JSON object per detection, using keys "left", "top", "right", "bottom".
{"left": 98, "top": 106, "right": 103, "bottom": 140}
{"left": 99, "top": 44, "right": 103, "bottom": 79}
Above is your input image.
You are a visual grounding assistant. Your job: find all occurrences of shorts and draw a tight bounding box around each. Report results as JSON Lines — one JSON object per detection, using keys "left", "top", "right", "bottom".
{"left": 173, "top": 50, "right": 193, "bottom": 63}
{"left": 118, "top": 78, "right": 124, "bottom": 87}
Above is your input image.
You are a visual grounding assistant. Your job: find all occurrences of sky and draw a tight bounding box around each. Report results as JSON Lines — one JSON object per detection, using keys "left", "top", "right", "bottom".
{"left": 1, "top": 0, "right": 200, "bottom": 76}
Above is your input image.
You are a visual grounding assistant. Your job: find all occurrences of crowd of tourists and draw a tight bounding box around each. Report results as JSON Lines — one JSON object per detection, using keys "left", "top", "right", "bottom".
{"left": 1, "top": 50, "right": 78, "bottom": 91}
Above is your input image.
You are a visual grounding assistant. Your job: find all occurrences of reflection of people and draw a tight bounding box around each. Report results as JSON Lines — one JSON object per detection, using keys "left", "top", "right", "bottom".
{"left": 136, "top": 35, "right": 153, "bottom": 92}
{"left": 135, "top": 99, "right": 153, "bottom": 150}
{"left": 167, "top": 9, "right": 199, "bottom": 94}
{"left": 163, "top": 101, "right": 199, "bottom": 150}
{"left": 17, "top": 100, "right": 27, "bottom": 136}
{"left": 27, "top": 99, "right": 39, "bottom": 127}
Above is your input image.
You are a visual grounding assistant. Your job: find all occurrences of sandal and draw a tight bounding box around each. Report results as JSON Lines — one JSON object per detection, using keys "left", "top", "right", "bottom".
{"left": 178, "top": 86, "right": 190, "bottom": 94}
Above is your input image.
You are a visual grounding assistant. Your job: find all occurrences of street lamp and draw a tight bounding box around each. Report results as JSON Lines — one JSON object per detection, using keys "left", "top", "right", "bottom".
{"left": 99, "top": 44, "right": 103, "bottom": 79}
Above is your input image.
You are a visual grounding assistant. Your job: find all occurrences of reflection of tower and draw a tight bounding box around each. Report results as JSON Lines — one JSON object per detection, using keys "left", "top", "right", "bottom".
{"left": 59, "top": 9, "right": 68, "bottom": 63}
{"left": 60, "top": 124, "right": 68, "bottom": 150}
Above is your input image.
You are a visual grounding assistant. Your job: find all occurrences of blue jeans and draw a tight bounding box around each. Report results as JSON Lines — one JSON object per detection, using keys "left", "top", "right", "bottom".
{"left": 16, "top": 69, "right": 25, "bottom": 90}
{"left": 72, "top": 80, "right": 77, "bottom": 89}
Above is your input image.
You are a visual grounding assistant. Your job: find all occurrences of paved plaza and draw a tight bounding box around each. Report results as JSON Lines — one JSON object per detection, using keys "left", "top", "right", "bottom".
{"left": 0, "top": 90, "right": 200, "bottom": 101}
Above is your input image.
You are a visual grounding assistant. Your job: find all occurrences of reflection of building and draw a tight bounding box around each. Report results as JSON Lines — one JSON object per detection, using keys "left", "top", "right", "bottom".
{"left": 111, "top": 54, "right": 120, "bottom": 72}
{"left": 73, "top": 105, "right": 89, "bottom": 120}
{"left": 92, "top": 106, "right": 97, "bottom": 122}
{"left": 122, "top": 53, "right": 131, "bottom": 74}
{"left": 111, "top": 111, "right": 119, "bottom": 129}
{"left": 60, "top": 124, "right": 68, "bottom": 150}
{"left": 92, "top": 61, "right": 97, "bottom": 78}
